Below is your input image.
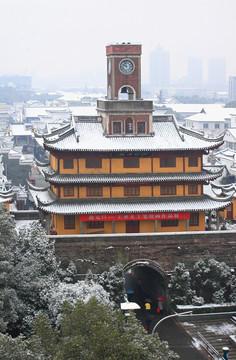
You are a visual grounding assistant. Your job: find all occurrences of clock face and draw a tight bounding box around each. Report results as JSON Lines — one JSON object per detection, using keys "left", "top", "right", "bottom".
{"left": 119, "top": 59, "right": 134, "bottom": 74}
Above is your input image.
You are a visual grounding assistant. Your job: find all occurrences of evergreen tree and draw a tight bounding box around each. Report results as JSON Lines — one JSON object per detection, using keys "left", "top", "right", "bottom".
{"left": 0, "top": 204, "right": 19, "bottom": 332}
{"left": 12, "top": 221, "right": 59, "bottom": 334}
{"left": 98, "top": 263, "right": 126, "bottom": 307}
{"left": 192, "top": 259, "right": 232, "bottom": 303}
{"left": 31, "top": 297, "right": 179, "bottom": 360}
{"left": 169, "top": 263, "right": 192, "bottom": 305}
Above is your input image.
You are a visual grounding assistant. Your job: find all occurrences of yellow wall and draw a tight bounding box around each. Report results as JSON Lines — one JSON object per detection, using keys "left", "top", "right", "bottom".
{"left": 189, "top": 211, "right": 205, "bottom": 231}
{"left": 51, "top": 185, "right": 58, "bottom": 196}
{"left": 50, "top": 154, "right": 58, "bottom": 171}
{"left": 232, "top": 199, "right": 236, "bottom": 219}
{"left": 140, "top": 220, "right": 155, "bottom": 233}
{"left": 115, "top": 221, "right": 126, "bottom": 233}
{"left": 55, "top": 215, "right": 80, "bottom": 235}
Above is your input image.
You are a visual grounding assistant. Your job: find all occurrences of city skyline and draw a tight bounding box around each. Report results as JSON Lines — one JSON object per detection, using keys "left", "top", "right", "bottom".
{"left": 0, "top": 0, "right": 235, "bottom": 88}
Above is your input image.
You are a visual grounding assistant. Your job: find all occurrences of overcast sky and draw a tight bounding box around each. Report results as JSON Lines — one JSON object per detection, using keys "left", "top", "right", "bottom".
{"left": 0, "top": 0, "right": 235, "bottom": 87}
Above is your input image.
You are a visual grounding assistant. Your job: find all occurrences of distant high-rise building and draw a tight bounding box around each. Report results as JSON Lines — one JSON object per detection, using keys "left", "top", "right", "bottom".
{"left": 229, "top": 76, "right": 236, "bottom": 102}
{"left": 149, "top": 46, "right": 170, "bottom": 89}
{"left": 0, "top": 75, "right": 31, "bottom": 89}
{"left": 187, "top": 57, "right": 203, "bottom": 88}
{"left": 208, "top": 58, "right": 226, "bottom": 91}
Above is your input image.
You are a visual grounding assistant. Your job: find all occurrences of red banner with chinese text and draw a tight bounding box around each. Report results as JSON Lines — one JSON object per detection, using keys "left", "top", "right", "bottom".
{"left": 79, "top": 212, "right": 190, "bottom": 222}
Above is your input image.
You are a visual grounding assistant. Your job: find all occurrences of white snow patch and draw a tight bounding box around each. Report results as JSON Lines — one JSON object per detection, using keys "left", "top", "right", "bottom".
{"left": 192, "top": 337, "right": 202, "bottom": 350}
{"left": 15, "top": 220, "right": 37, "bottom": 233}
{"left": 205, "top": 323, "right": 235, "bottom": 335}
{"left": 182, "top": 322, "right": 196, "bottom": 327}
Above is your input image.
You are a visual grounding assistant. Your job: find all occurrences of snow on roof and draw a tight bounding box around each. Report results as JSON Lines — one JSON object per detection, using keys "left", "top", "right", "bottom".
{"left": 10, "top": 124, "right": 32, "bottom": 136}
{"left": 70, "top": 106, "right": 97, "bottom": 117}
{"left": 58, "top": 91, "right": 105, "bottom": 101}
{"left": 30, "top": 187, "right": 231, "bottom": 215}
{"left": 215, "top": 148, "right": 236, "bottom": 160}
{"left": 24, "top": 107, "right": 70, "bottom": 118}
{"left": 185, "top": 107, "right": 232, "bottom": 122}
{"left": 42, "top": 169, "right": 222, "bottom": 185}
{"left": 43, "top": 118, "right": 223, "bottom": 153}
{"left": 169, "top": 104, "right": 236, "bottom": 117}
{"left": 225, "top": 128, "right": 236, "bottom": 140}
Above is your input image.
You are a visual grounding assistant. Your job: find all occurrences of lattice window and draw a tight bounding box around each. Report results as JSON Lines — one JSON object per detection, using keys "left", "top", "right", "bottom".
{"left": 124, "top": 158, "right": 139, "bottom": 168}
{"left": 63, "top": 186, "right": 74, "bottom": 197}
{"left": 87, "top": 186, "right": 103, "bottom": 196}
{"left": 86, "top": 158, "right": 102, "bottom": 168}
{"left": 160, "top": 157, "right": 176, "bottom": 167}
{"left": 160, "top": 185, "right": 176, "bottom": 195}
{"left": 64, "top": 215, "right": 75, "bottom": 229}
{"left": 124, "top": 186, "right": 140, "bottom": 196}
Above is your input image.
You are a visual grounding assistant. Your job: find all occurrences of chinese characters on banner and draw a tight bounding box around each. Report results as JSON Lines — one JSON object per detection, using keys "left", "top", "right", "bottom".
{"left": 79, "top": 212, "right": 190, "bottom": 222}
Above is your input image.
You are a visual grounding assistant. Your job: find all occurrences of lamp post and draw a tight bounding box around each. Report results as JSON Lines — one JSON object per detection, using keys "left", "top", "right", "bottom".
{"left": 152, "top": 311, "right": 192, "bottom": 335}
{"left": 120, "top": 301, "right": 141, "bottom": 323}
{"left": 222, "top": 347, "right": 229, "bottom": 360}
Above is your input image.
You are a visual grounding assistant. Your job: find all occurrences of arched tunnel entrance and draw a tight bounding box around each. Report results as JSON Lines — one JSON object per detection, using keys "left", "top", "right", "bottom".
{"left": 124, "top": 260, "right": 169, "bottom": 312}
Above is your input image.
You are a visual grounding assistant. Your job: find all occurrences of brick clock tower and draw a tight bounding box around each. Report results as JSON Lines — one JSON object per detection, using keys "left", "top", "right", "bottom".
{"left": 97, "top": 42, "right": 153, "bottom": 136}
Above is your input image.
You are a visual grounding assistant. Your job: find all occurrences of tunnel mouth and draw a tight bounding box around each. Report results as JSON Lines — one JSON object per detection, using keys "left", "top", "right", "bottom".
{"left": 124, "top": 260, "right": 168, "bottom": 312}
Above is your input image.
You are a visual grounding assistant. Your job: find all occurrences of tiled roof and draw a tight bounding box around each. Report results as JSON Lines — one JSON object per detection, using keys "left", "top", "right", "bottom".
{"left": 41, "top": 168, "right": 223, "bottom": 184}
{"left": 43, "top": 117, "right": 224, "bottom": 153}
{"left": 0, "top": 189, "right": 14, "bottom": 203}
{"left": 29, "top": 187, "right": 231, "bottom": 215}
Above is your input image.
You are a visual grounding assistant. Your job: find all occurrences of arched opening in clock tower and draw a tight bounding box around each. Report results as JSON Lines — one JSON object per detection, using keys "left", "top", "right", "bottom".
{"left": 118, "top": 86, "right": 136, "bottom": 100}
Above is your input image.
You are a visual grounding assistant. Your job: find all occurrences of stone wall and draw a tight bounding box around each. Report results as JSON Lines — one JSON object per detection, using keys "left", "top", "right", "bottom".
{"left": 51, "top": 230, "right": 236, "bottom": 274}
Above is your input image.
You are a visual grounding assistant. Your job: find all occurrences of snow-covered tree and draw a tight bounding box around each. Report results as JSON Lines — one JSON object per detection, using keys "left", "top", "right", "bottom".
{"left": 44, "top": 280, "right": 110, "bottom": 326}
{"left": 0, "top": 204, "right": 19, "bottom": 332}
{"left": 58, "top": 260, "right": 78, "bottom": 283}
{"left": 191, "top": 259, "right": 207, "bottom": 299}
{"left": 192, "top": 259, "right": 232, "bottom": 303}
{"left": 230, "top": 274, "right": 236, "bottom": 302}
{"left": 171, "top": 259, "right": 235, "bottom": 305}
{"left": 169, "top": 263, "right": 192, "bottom": 305}
{"left": 98, "top": 263, "right": 125, "bottom": 307}
{"left": 12, "top": 221, "right": 59, "bottom": 334}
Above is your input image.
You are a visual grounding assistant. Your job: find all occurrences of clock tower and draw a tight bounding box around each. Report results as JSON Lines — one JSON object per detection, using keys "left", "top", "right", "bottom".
{"left": 97, "top": 42, "right": 153, "bottom": 136}
{"left": 106, "top": 43, "right": 142, "bottom": 100}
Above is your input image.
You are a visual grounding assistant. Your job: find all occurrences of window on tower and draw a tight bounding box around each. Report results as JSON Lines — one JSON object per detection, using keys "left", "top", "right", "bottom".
{"left": 137, "top": 121, "right": 146, "bottom": 134}
{"left": 125, "top": 118, "right": 133, "bottom": 134}
{"left": 113, "top": 122, "right": 121, "bottom": 134}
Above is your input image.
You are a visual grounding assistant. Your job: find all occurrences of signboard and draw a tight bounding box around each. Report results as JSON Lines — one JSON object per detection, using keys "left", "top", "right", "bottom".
{"left": 79, "top": 212, "right": 190, "bottom": 222}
